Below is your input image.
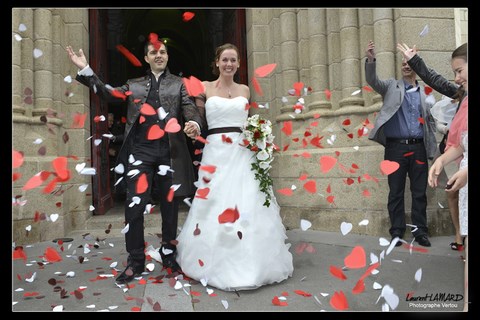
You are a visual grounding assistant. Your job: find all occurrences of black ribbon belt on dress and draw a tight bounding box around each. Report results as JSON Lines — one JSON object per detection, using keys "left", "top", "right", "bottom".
{"left": 207, "top": 127, "right": 243, "bottom": 136}
{"left": 387, "top": 138, "right": 423, "bottom": 145}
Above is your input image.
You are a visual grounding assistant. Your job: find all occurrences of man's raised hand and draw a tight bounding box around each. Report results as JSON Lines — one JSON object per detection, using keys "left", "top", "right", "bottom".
{"left": 397, "top": 43, "right": 417, "bottom": 61}
{"left": 66, "top": 45, "right": 88, "bottom": 70}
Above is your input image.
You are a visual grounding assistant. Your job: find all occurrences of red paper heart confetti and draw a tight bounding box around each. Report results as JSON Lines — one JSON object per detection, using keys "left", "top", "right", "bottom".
{"left": 251, "top": 76, "right": 263, "bottom": 96}
{"left": 281, "top": 121, "right": 293, "bottom": 136}
{"left": 330, "top": 265, "right": 347, "bottom": 280}
{"left": 136, "top": 173, "right": 148, "bottom": 194}
{"left": 147, "top": 124, "right": 165, "bottom": 140}
{"left": 303, "top": 180, "right": 317, "bottom": 194}
{"left": 182, "top": 11, "right": 195, "bottom": 22}
{"left": 164, "top": 118, "right": 181, "bottom": 133}
{"left": 344, "top": 246, "right": 366, "bottom": 269}
{"left": 319, "top": 156, "right": 337, "bottom": 173}
{"left": 294, "top": 289, "right": 312, "bottom": 297}
{"left": 116, "top": 44, "right": 142, "bottom": 67}
{"left": 183, "top": 76, "right": 205, "bottom": 97}
{"left": 44, "top": 247, "right": 62, "bottom": 262}
{"left": 255, "top": 63, "right": 277, "bottom": 77}
{"left": 380, "top": 160, "right": 400, "bottom": 175}
{"left": 324, "top": 89, "right": 331, "bottom": 101}
{"left": 72, "top": 112, "right": 87, "bottom": 128}
{"left": 140, "top": 103, "right": 157, "bottom": 116}
{"left": 293, "top": 82, "right": 304, "bottom": 96}
{"left": 12, "top": 149, "right": 24, "bottom": 168}
{"left": 13, "top": 246, "right": 27, "bottom": 261}
{"left": 166, "top": 187, "right": 175, "bottom": 202}
{"left": 218, "top": 206, "right": 240, "bottom": 224}
{"left": 22, "top": 171, "right": 50, "bottom": 191}
{"left": 195, "top": 187, "right": 210, "bottom": 199}
{"left": 272, "top": 296, "right": 288, "bottom": 306}
{"left": 52, "top": 156, "right": 69, "bottom": 181}
{"left": 424, "top": 86, "right": 433, "bottom": 95}
{"left": 330, "top": 291, "right": 348, "bottom": 310}
{"left": 276, "top": 188, "right": 293, "bottom": 196}
{"left": 352, "top": 279, "right": 365, "bottom": 294}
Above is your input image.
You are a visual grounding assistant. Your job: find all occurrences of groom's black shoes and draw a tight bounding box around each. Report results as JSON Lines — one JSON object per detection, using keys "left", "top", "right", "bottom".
{"left": 160, "top": 246, "right": 182, "bottom": 273}
{"left": 115, "top": 258, "right": 145, "bottom": 284}
{"left": 163, "top": 256, "right": 182, "bottom": 273}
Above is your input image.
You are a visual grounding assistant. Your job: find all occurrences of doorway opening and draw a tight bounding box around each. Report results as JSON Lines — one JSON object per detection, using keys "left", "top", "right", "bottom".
{"left": 88, "top": 8, "right": 247, "bottom": 214}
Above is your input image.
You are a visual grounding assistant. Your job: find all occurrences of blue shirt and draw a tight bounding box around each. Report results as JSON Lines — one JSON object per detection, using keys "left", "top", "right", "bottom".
{"left": 383, "top": 81, "right": 424, "bottom": 139}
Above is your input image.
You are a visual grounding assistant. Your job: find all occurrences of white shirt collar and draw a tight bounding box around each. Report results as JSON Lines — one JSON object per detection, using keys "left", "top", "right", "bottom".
{"left": 151, "top": 70, "right": 164, "bottom": 81}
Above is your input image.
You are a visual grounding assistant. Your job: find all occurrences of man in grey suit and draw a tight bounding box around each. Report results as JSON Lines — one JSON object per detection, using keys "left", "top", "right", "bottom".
{"left": 66, "top": 34, "right": 205, "bottom": 283}
{"left": 365, "top": 40, "right": 437, "bottom": 247}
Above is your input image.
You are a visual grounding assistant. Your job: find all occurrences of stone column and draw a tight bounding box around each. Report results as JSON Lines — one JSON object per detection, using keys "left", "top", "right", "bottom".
{"left": 358, "top": 9, "right": 375, "bottom": 108}
{"left": 276, "top": 9, "right": 300, "bottom": 123}
{"left": 338, "top": 8, "right": 364, "bottom": 108}
{"left": 373, "top": 9, "right": 395, "bottom": 79}
{"left": 33, "top": 9, "right": 54, "bottom": 113}
{"left": 371, "top": 9, "right": 395, "bottom": 105}
{"left": 297, "top": 9, "right": 309, "bottom": 89}
{"left": 326, "top": 9, "right": 340, "bottom": 110}
{"left": 12, "top": 8, "right": 33, "bottom": 120}
{"left": 305, "top": 8, "right": 331, "bottom": 118}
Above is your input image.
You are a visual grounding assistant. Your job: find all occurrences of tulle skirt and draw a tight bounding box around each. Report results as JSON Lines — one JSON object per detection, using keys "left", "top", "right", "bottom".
{"left": 176, "top": 131, "right": 293, "bottom": 291}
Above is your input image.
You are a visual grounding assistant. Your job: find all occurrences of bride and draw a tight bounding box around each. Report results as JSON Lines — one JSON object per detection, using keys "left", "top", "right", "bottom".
{"left": 176, "top": 43, "right": 293, "bottom": 291}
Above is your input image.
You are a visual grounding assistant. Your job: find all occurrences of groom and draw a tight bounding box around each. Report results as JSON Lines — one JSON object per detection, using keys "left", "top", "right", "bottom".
{"left": 66, "top": 34, "right": 204, "bottom": 283}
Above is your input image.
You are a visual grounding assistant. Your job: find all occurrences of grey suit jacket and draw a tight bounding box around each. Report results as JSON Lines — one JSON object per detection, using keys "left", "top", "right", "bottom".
{"left": 365, "top": 60, "right": 437, "bottom": 159}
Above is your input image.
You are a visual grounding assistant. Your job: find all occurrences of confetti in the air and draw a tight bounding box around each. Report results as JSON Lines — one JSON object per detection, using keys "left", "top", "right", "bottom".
{"left": 33, "top": 48, "right": 43, "bottom": 59}
{"left": 419, "top": 24, "right": 429, "bottom": 37}
{"left": 182, "top": 12, "right": 195, "bottom": 22}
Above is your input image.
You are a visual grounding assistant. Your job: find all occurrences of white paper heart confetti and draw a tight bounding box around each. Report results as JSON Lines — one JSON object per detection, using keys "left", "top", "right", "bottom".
{"left": 415, "top": 268, "right": 422, "bottom": 282}
{"left": 174, "top": 280, "right": 183, "bottom": 290}
{"left": 75, "top": 163, "right": 86, "bottom": 173}
{"left": 300, "top": 219, "right": 312, "bottom": 231}
{"left": 340, "top": 222, "right": 352, "bottom": 235}
{"left": 120, "top": 223, "right": 130, "bottom": 234}
{"left": 221, "top": 300, "right": 229, "bottom": 309}
{"left": 158, "top": 107, "right": 168, "bottom": 120}
{"left": 358, "top": 219, "right": 369, "bottom": 226}
{"left": 114, "top": 163, "right": 124, "bottom": 174}
{"left": 146, "top": 263, "right": 155, "bottom": 272}
{"left": 33, "top": 48, "right": 43, "bottom": 59}
{"left": 379, "top": 237, "right": 390, "bottom": 246}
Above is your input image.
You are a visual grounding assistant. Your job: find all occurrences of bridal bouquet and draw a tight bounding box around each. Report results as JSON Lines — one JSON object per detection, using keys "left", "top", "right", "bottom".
{"left": 242, "top": 114, "right": 277, "bottom": 207}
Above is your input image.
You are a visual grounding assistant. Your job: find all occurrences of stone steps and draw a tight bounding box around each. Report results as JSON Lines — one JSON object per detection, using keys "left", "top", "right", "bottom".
{"left": 67, "top": 203, "right": 190, "bottom": 239}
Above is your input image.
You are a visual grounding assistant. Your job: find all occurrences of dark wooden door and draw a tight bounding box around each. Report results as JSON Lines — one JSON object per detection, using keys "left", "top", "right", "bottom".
{"left": 89, "top": 9, "right": 113, "bottom": 215}
{"left": 222, "top": 9, "right": 247, "bottom": 85}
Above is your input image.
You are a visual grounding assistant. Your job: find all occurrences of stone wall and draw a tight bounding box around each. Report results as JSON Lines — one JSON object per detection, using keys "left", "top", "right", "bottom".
{"left": 12, "top": 8, "right": 92, "bottom": 245}
{"left": 246, "top": 8, "right": 463, "bottom": 237}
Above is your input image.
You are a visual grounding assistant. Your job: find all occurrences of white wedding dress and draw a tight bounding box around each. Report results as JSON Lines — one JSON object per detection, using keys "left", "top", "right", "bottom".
{"left": 176, "top": 96, "right": 293, "bottom": 291}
